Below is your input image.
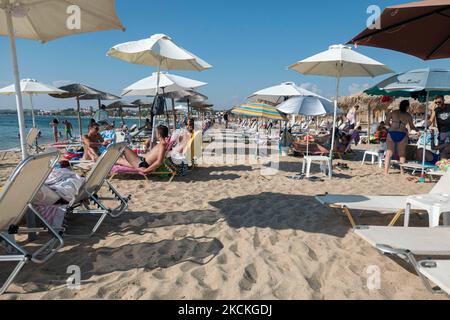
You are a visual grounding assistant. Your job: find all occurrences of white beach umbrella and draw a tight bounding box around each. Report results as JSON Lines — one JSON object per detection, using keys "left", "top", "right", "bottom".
{"left": 288, "top": 44, "right": 393, "bottom": 177}
{"left": 248, "top": 82, "right": 321, "bottom": 104}
{"left": 0, "top": 0, "right": 125, "bottom": 160}
{"left": 107, "top": 34, "right": 212, "bottom": 71}
{"left": 277, "top": 95, "right": 336, "bottom": 116}
{"left": 277, "top": 94, "right": 337, "bottom": 156}
{"left": 122, "top": 72, "right": 207, "bottom": 97}
{"left": 0, "top": 79, "right": 66, "bottom": 128}
{"left": 107, "top": 33, "right": 212, "bottom": 141}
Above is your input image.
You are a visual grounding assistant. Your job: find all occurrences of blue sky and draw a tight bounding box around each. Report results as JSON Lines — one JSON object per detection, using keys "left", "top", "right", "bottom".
{"left": 0, "top": 0, "right": 449, "bottom": 110}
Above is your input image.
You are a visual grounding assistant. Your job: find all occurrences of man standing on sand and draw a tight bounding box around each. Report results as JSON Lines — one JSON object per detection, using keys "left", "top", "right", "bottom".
{"left": 429, "top": 95, "right": 450, "bottom": 146}
{"left": 116, "top": 125, "right": 169, "bottom": 175}
{"left": 223, "top": 112, "right": 229, "bottom": 129}
{"left": 63, "top": 120, "right": 73, "bottom": 140}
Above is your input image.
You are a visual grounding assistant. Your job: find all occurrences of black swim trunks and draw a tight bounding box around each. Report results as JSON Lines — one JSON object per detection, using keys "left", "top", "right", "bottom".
{"left": 138, "top": 157, "right": 150, "bottom": 169}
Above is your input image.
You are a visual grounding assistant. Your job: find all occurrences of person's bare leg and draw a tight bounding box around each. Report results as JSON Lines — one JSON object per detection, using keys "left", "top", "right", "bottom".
{"left": 85, "top": 147, "right": 99, "bottom": 162}
{"left": 117, "top": 148, "right": 140, "bottom": 169}
{"left": 398, "top": 138, "right": 408, "bottom": 166}
{"left": 384, "top": 149, "right": 393, "bottom": 175}
{"left": 384, "top": 137, "right": 395, "bottom": 175}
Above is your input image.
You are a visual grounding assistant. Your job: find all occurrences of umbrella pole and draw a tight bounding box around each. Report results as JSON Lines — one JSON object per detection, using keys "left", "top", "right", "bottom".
{"left": 6, "top": 9, "right": 28, "bottom": 160}
{"left": 329, "top": 75, "right": 341, "bottom": 178}
{"left": 120, "top": 107, "right": 124, "bottom": 126}
{"left": 306, "top": 117, "right": 310, "bottom": 156}
{"left": 29, "top": 94, "right": 36, "bottom": 128}
{"left": 171, "top": 98, "right": 177, "bottom": 131}
{"left": 76, "top": 96, "right": 82, "bottom": 139}
{"left": 138, "top": 105, "right": 142, "bottom": 128}
{"left": 421, "top": 92, "right": 431, "bottom": 179}
{"left": 368, "top": 103, "right": 371, "bottom": 144}
{"left": 151, "top": 62, "right": 161, "bottom": 145}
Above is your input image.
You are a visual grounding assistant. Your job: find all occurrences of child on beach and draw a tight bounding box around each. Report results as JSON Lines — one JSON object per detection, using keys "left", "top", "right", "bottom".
{"left": 374, "top": 121, "right": 388, "bottom": 143}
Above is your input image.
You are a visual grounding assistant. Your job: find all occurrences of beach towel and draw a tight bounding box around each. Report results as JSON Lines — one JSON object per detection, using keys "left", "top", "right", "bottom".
{"left": 101, "top": 130, "right": 117, "bottom": 144}
{"left": 111, "top": 165, "right": 146, "bottom": 176}
{"left": 45, "top": 168, "right": 85, "bottom": 203}
{"left": 34, "top": 205, "right": 66, "bottom": 229}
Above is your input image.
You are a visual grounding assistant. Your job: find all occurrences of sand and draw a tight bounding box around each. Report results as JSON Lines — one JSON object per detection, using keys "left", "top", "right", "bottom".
{"left": 0, "top": 128, "right": 446, "bottom": 300}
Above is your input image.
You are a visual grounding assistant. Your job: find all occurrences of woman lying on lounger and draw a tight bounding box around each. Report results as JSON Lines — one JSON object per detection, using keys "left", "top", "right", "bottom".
{"left": 116, "top": 125, "right": 169, "bottom": 175}
{"left": 292, "top": 132, "right": 349, "bottom": 156}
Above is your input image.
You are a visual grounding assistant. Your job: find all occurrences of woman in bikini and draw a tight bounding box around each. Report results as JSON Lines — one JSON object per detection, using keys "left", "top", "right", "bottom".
{"left": 384, "top": 100, "right": 418, "bottom": 175}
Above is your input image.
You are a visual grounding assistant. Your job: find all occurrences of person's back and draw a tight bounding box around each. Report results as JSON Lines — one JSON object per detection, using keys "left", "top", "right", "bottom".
{"left": 388, "top": 110, "right": 413, "bottom": 133}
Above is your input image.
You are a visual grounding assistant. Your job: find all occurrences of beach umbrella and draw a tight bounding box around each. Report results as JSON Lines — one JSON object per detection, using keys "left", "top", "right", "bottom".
{"left": 277, "top": 95, "right": 336, "bottom": 116}
{"left": 50, "top": 83, "right": 118, "bottom": 138}
{"left": 247, "top": 82, "right": 321, "bottom": 104}
{"left": 232, "top": 103, "right": 288, "bottom": 121}
{"left": 277, "top": 94, "right": 337, "bottom": 155}
{"left": 107, "top": 34, "right": 212, "bottom": 142}
{"left": 0, "top": 0, "right": 124, "bottom": 160}
{"left": 0, "top": 79, "right": 66, "bottom": 128}
{"left": 122, "top": 72, "right": 207, "bottom": 97}
{"left": 79, "top": 91, "right": 121, "bottom": 108}
{"left": 131, "top": 99, "right": 152, "bottom": 127}
{"left": 173, "top": 90, "right": 208, "bottom": 117}
{"left": 349, "top": 0, "right": 450, "bottom": 60}
{"left": 106, "top": 100, "right": 136, "bottom": 125}
{"left": 288, "top": 44, "right": 393, "bottom": 177}
{"left": 369, "top": 68, "right": 450, "bottom": 176}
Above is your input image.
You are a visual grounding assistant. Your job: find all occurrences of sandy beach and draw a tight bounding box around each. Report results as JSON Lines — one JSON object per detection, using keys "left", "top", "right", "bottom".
{"left": 0, "top": 127, "right": 445, "bottom": 300}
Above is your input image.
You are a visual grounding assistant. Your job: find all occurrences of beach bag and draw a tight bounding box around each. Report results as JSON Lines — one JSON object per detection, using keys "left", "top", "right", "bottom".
{"left": 154, "top": 96, "right": 166, "bottom": 116}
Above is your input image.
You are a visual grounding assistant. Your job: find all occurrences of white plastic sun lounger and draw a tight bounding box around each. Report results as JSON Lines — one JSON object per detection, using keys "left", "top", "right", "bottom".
{"left": 64, "top": 142, "right": 131, "bottom": 237}
{"left": 0, "top": 150, "right": 63, "bottom": 295}
{"left": 316, "top": 169, "right": 450, "bottom": 227}
{"left": 417, "top": 260, "right": 450, "bottom": 296}
{"left": 354, "top": 226, "right": 450, "bottom": 295}
{"left": 0, "top": 128, "right": 43, "bottom": 160}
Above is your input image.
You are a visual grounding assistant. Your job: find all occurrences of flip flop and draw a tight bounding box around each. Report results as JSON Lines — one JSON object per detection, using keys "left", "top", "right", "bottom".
{"left": 288, "top": 173, "right": 305, "bottom": 180}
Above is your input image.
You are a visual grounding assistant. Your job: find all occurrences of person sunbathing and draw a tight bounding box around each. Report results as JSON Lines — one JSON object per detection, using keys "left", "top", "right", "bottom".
{"left": 116, "top": 125, "right": 169, "bottom": 175}
{"left": 173, "top": 119, "right": 195, "bottom": 154}
{"left": 292, "top": 134, "right": 348, "bottom": 156}
{"left": 82, "top": 123, "right": 109, "bottom": 161}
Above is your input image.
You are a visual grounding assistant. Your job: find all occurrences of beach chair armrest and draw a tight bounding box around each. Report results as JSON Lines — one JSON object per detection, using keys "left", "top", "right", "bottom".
{"left": 376, "top": 244, "right": 410, "bottom": 257}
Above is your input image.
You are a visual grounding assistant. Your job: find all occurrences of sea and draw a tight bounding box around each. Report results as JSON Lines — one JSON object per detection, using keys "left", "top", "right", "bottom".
{"left": 0, "top": 114, "right": 139, "bottom": 150}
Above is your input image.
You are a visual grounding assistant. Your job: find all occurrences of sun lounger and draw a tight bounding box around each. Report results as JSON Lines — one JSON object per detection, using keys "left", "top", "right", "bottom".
{"left": 399, "top": 161, "right": 437, "bottom": 175}
{"left": 417, "top": 260, "right": 450, "bottom": 296}
{"left": 354, "top": 226, "right": 450, "bottom": 295}
{"left": 172, "top": 130, "right": 203, "bottom": 168}
{"left": 1, "top": 150, "right": 63, "bottom": 295}
{"left": 64, "top": 142, "right": 131, "bottom": 237}
{"left": 0, "top": 128, "right": 43, "bottom": 160}
{"left": 316, "top": 169, "right": 450, "bottom": 227}
{"left": 111, "top": 158, "right": 177, "bottom": 183}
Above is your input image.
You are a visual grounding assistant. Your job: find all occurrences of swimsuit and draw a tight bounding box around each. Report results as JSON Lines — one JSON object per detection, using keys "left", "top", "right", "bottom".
{"left": 388, "top": 131, "right": 407, "bottom": 142}
{"left": 138, "top": 157, "right": 150, "bottom": 169}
